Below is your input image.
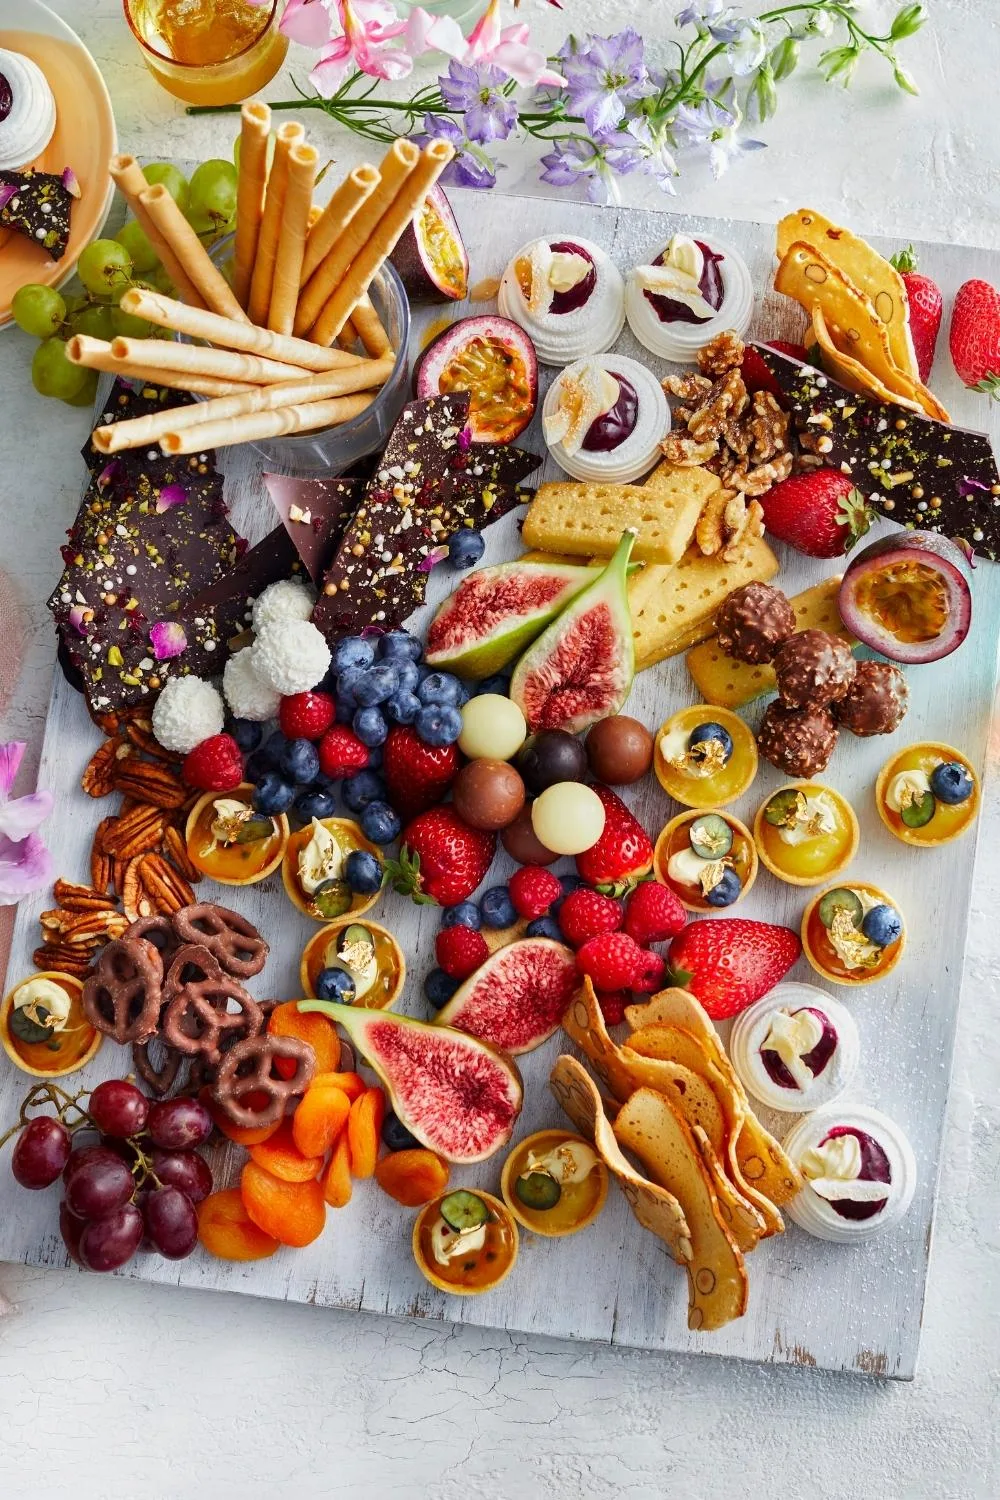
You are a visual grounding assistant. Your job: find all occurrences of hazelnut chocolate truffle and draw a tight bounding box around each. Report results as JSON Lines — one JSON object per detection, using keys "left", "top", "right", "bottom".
{"left": 833, "top": 661, "right": 909, "bottom": 737}
{"left": 716, "top": 582, "right": 796, "bottom": 665}
{"left": 773, "top": 629, "right": 856, "bottom": 711}
{"left": 758, "top": 701, "right": 839, "bottom": 778}
{"left": 452, "top": 759, "right": 525, "bottom": 831}
{"left": 585, "top": 715, "right": 654, "bottom": 785}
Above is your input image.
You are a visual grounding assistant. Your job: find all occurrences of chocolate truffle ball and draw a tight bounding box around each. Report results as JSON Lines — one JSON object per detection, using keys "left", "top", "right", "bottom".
{"left": 500, "top": 804, "right": 559, "bottom": 865}
{"left": 451, "top": 759, "right": 526, "bottom": 831}
{"left": 716, "top": 582, "right": 796, "bottom": 665}
{"left": 833, "top": 661, "right": 909, "bottom": 737}
{"left": 518, "top": 730, "right": 588, "bottom": 795}
{"left": 773, "top": 629, "right": 856, "bottom": 710}
{"left": 585, "top": 715, "right": 654, "bottom": 785}
{"left": 758, "top": 701, "right": 839, "bottom": 778}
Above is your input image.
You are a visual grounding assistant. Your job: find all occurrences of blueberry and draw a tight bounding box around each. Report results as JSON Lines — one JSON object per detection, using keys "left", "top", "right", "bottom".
{"left": 560, "top": 874, "right": 585, "bottom": 898}
{"left": 334, "top": 637, "right": 375, "bottom": 674}
{"left": 361, "top": 800, "right": 401, "bottom": 845}
{"left": 454, "top": 680, "right": 471, "bottom": 707}
{"left": 441, "top": 901, "right": 481, "bottom": 931}
{"left": 381, "top": 1113, "right": 420, "bottom": 1152}
{"left": 353, "top": 706, "right": 389, "bottom": 748}
{"left": 226, "top": 717, "right": 262, "bottom": 753}
{"left": 295, "top": 786, "right": 337, "bottom": 821}
{"left": 336, "top": 665, "right": 367, "bottom": 703}
{"left": 394, "top": 660, "right": 421, "bottom": 692}
{"left": 704, "top": 868, "right": 742, "bottom": 907}
{"left": 366, "top": 745, "right": 383, "bottom": 771}
{"left": 416, "top": 664, "right": 434, "bottom": 685}
{"left": 417, "top": 671, "right": 463, "bottom": 707}
{"left": 448, "top": 529, "right": 485, "bottom": 570}
{"left": 345, "top": 849, "right": 384, "bottom": 895}
{"left": 279, "top": 737, "right": 321, "bottom": 786}
{"left": 316, "top": 663, "right": 339, "bottom": 696}
{"left": 315, "top": 966, "right": 357, "bottom": 1003}
{"left": 243, "top": 749, "right": 270, "bottom": 784}
{"left": 252, "top": 773, "right": 296, "bottom": 816}
{"left": 424, "top": 967, "right": 459, "bottom": 1010}
{"left": 335, "top": 698, "right": 356, "bottom": 725}
{"left": 378, "top": 631, "right": 422, "bottom": 663}
{"left": 481, "top": 885, "right": 516, "bottom": 928}
{"left": 415, "top": 704, "right": 463, "bottom": 747}
{"left": 527, "top": 916, "right": 564, "bottom": 940}
{"left": 342, "top": 769, "right": 387, "bottom": 813}
{"left": 929, "top": 761, "right": 974, "bottom": 805}
{"left": 862, "top": 903, "right": 902, "bottom": 947}
{"left": 355, "top": 662, "right": 400, "bottom": 707}
{"left": 688, "top": 721, "right": 733, "bottom": 765}
{"left": 386, "top": 689, "right": 421, "bottom": 726}
{"left": 475, "top": 674, "right": 510, "bottom": 696}
{"left": 259, "top": 730, "right": 289, "bottom": 770}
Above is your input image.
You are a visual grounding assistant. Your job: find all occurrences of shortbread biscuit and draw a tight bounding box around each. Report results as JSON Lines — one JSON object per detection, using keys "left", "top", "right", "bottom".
{"left": 522, "top": 467, "right": 718, "bottom": 565}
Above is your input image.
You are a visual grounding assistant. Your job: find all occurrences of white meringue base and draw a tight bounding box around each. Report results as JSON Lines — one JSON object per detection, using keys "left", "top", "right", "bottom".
{"left": 782, "top": 1105, "right": 917, "bottom": 1244}
{"left": 625, "top": 238, "right": 753, "bottom": 363}
{"left": 729, "top": 984, "right": 859, "bottom": 1113}
{"left": 498, "top": 235, "right": 626, "bottom": 367}
{"left": 0, "top": 50, "right": 57, "bottom": 171}
{"left": 542, "top": 354, "right": 670, "bottom": 483}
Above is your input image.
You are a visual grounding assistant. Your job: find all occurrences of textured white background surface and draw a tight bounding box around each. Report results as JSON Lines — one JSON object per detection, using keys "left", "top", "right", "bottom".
{"left": 0, "top": 2, "right": 998, "bottom": 1496}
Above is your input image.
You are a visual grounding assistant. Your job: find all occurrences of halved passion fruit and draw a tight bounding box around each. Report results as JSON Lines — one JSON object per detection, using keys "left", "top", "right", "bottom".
{"left": 838, "top": 531, "right": 972, "bottom": 664}
{"left": 390, "top": 185, "right": 469, "bottom": 303}
{"left": 415, "top": 315, "right": 538, "bottom": 444}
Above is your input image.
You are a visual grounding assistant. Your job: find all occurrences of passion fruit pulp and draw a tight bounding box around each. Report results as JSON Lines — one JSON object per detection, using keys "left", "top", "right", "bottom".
{"left": 390, "top": 185, "right": 469, "bottom": 303}
{"left": 415, "top": 315, "right": 538, "bottom": 444}
{"left": 838, "top": 531, "right": 972, "bottom": 664}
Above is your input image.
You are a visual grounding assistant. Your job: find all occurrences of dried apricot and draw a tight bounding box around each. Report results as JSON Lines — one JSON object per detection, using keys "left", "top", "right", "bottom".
{"left": 249, "top": 1120, "right": 324, "bottom": 1183}
{"left": 374, "top": 1149, "right": 450, "bottom": 1207}
{"left": 310, "top": 1069, "right": 365, "bottom": 1101}
{"left": 241, "top": 1160, "right": 326, "bottom": 1247}
{"left": 347, "top": 1086, "right": 385, "bottom": 1179}
{"left": 268, "top": 1002, "right": 341, "bottom": 1078}
{"left": 292, "top": 1086, "right": 351, "bottom": 1159}
{"left": 197, "top": 1188, "right": 279, "bottom": 1262}
{"left": 322, "top": 1130, "right": 352, "bottom": 1208}
{"left": 200, "top": 1086, "right": 282, "bottom": 1147}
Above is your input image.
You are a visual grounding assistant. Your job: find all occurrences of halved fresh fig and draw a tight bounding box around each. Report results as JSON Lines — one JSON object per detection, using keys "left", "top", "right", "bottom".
{"left": 839, "top": 530, "right": 972, "bottom": 664}
{"left": 415, "top": 315, "right": 538, "bottom": 444}
{"left": 425, "top": 559, "right": 596, "bottom": 678}
{"left": 435, "top": 938, "right": 578, "bottom": 1055}
{"left": 299, "top": 1001, "right": 522, "bottom": 1163}
{"left": 510, "top": 530, "right": 636, "bottom": 734}
{"left": 389, "top": 185, "right": 469, "bottom": 303}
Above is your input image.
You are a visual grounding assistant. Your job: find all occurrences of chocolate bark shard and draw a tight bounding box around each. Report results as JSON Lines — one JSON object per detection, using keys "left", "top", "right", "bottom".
{"left": 754, "top": 344, "right": 1000, "bottom": 560}
{"left": 186, "top": 524, "right": 304, "bottom": 644}
{"left": 61, "top": 600, "right": 228, "bottom": 722}
{"left": 263, "top": 474, "right": 364, "bottom": 582}
{"left": 82, "top": 379, "right": 214, "bottom": 480}
{"left": 0, "top": 167, "right": 73, "bottom": 260}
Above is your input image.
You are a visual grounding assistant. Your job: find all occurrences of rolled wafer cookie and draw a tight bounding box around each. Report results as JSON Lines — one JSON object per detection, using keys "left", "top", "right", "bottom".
{"left": 109, "top": 155, "right": 204, "bottom": 309}
{"left": 248, "top": 121, "right": 305, "bottom": 328}
{"left": 66, "top": 335, "right": 245, "bottom": 398}
{"left": 108, "top": 336, "right": 310, "bottom": 386}
{"left": 300, "top": 164, "right": 381, "bottom": 286}
{"left": 268, "top": 140, "right": 318, "bottom": 335}
{"left": 159, "top": 393, "right": 375, "bottom": 455}
{"left": 139, "top": 184, "right": 250, "bottom": 323}
{"left": 233, "top": 99, "right": 271, "bottom": 307}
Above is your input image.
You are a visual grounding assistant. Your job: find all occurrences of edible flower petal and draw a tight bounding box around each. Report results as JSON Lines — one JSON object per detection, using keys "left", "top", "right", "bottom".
{"left": 149, "top": 620, "right": 188, "bottom": 660}
{"left": 0, "top": 743, "right": 53, "bottom": 842}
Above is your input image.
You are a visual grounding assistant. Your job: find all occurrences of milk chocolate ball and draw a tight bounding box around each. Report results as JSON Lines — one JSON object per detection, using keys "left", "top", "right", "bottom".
{"left": 585, "top": 715, "right": 654, "bottom": 785}
{"left": 451, "top": 759, "right": 525, "bottom": 831}
{"left": 500, "top": 804, "right": 559, "bottom": 865}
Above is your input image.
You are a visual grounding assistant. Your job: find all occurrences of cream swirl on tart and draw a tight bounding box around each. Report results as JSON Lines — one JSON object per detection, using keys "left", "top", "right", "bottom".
{"left": 498, "top": 235, "right": 625, "bottom": 366}
{"left": 542, "top": 354, "right": 669, "bottom": 482}
{"left": 729, "top": 984, "right": 859, "bottom": 1113}
{"left": 0, "top": 50, "right": 57, "bottom": 171}
{"left": 625, "top": 233, "right": 753, "bottom": 362}
{"left": 781, "top": 1106, "right": 916, "bottom": 1243}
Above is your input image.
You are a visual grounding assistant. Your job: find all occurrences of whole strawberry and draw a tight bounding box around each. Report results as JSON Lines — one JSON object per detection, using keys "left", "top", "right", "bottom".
{"left": 950, "top": 278, "right": 1000, "bottom": 396}
{"left": 890, "top": 245, "right": 942, "bottom": 385}
{"left": 318, "top": 725, "right": 369, "bottom": 780}
{"left": 576, "top": 931, "right": 647, "bottom": 991}
{"left": 389, "top": 807, "right": 495, "bottom": 906}
{"left": 279, "top": 691, "right": 335, "bottom": 742}
{"left": 741, "top": 339, "right": 808, "bottom": 400}
{"left": 182, "top": 733, "right": 243, "bottom": 792}
{"left": 558, "top": 888, "right": 623, "bottom": 948}
{"left": 623, "top": 881, "right": 686, "bottom": 945}
{"left": 575, "top": 785, "right": 653, "bottom": 892}
{"left": 435, "top": 925, "right": 489, "bottom": 980}
{"left": 382, "top": 725, "right": 459, "bottom": 819}
{"left": 667, "top": 918, "right": 800, "bottom": 1019}
{"left": 758, "top": 470, "right": 873, "bottom": 559}
{"left": 508, "top": 866, "right": 562, "bottom": 921}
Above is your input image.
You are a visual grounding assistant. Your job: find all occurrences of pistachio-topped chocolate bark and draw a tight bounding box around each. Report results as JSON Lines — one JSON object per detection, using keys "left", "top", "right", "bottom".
{"left": 0, "top": 166, "right": 77, "bottom": 261}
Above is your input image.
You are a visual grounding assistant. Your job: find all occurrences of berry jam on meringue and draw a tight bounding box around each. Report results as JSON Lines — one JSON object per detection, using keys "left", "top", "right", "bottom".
{"left": 782, "top": 1106, "right": 916, "bottom": 1243}
{"left": 729, "top": 984, "right": 859, "bottom": 1112}
{"left": 542, "top": 354, "right": 669, "bottom": 483}
{"left": 626, "top": 233, "right": 753, "bottom": 363}
{"left": 498, "top": 235, "right": 625, "bottom": 366}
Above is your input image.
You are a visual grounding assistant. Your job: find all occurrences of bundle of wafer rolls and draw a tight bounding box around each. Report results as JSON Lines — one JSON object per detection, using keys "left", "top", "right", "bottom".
{"left": 71, "top": 103, "right": 455, "bottom": 455}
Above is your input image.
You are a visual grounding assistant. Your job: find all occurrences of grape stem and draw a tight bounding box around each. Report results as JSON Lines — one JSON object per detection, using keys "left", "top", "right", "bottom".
{"left": 0, "top": 1080, "right": 91, "bottom": 1150}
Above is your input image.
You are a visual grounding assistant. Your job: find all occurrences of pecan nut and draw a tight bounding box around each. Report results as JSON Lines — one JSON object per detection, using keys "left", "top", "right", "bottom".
{"left": 53, "top": 879, "right": 118, "bottom": 913}
{"left": 162, "top": 826, "right": 202, "bottom": 885}
{"left": 125, "top": 716, "right": 183, "bottom": 764}
{"left": 113, "top": 759, "right": 188, "bottom": 810}
{"left": 140, "top": 852, "right": 196, "bottom": 915}
{"left": 101, "top": 803, "right": 168, "bottom": 858}
{"left": 121, "top": 855, "right": 154, "bottom": 922}
{"left": 33, "top": 944, "right": 91, "bottom": 979}
{"left": 81, "top": 737, "right": 130, "bottom": 798}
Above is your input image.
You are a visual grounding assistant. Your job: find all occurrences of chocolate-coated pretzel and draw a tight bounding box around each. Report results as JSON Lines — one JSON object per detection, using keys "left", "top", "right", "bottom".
{"left": 162, "top": 943, "right": 223, "bottom": 999}
{"left": 172, "top": 903, "right": 268, "bottom": 979}
{"left": 126, "top": 915, "right": 179, "bottom": 965}
{"left": 132, "top": 1036, "right": 183, "bottom": 1096}
{"left": 161, "top": 976, "right": 264, "bottom": 1065}
{"left": 212, "top": 1034, "right": 315, "bottom": 1128}
{"left": 82, "top": 937, "right": 163, "bottom": 1044}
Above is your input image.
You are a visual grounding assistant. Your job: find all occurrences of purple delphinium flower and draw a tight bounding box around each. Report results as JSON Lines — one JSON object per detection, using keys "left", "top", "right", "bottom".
{"left": 0, "top": 742, "right": 52, "bottom": 904}
{"left": 420, "top": 114, "right": 499, "bottom": 190}
{"left": 626, "top": 118, "right": 679, "bottom": 195}
{"left": 439, "top": 60, "right": 517, "bottom": 144}
{"left": 672, "top": 96, "right": 765, "bottom": 178}
{"left": 561, "top": 28, "right": 649, "bottom": 137}
{"left": 540, "top": 132, "right": 643, "bottom": 204}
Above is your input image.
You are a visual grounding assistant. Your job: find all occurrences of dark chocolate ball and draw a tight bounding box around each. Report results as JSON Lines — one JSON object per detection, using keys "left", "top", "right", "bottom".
{"left": 500, "top": 804, "right": 559, "bottom": 865}
{"left": 451, "top": 759, "right": 525, "bottom": 831}
{"left": 585, "top": 715, "right": 654, "bottom": 785}
{"left": 716, "top": 582, "right": 796, "bottom": 665}
{"left": 517, "top": 730, "right": 588, "bottom": 796}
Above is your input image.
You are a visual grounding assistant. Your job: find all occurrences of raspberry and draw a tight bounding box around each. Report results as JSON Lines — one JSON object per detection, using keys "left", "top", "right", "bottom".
{"left": 181, "top": 733, "right": 243, "bottom": 792}
{"left": 318, "top": 724, "right": 370, "bottom": 780}
{"left": 508, "top": 866, "right": 562, "bottom": 921}
{"left": 596, "top": 990, "right": 627, "bottom": 1027}
{"left": 623, "top": 881, "right": 687, "bottom": 945}
{"left": 279, "top": 691, "right": 335, "bottom": 741}
{"left": 576, "top": 932, "right": 646, "bottom": 990}
{"left": 558, "top": 888, "right": 623, "bottom": 948}
{"left": 435, "top": 925, "right": 489, "bottom": 981}
{"left": 633, "top": 950, "right": 667, "bottom": 993}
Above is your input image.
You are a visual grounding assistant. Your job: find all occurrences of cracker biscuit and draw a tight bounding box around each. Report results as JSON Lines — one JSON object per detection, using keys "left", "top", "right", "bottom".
{"left": 631, "top": 538, "right": 780, "bottom": 672}
{"left": 522, "top": 468, "right": 718, "bottom": 565}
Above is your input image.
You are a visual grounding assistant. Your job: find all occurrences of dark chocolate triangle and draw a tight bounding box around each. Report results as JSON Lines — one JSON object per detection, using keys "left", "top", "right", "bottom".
{"left": 263, "top": 474, "right": 364, "bottom": 583}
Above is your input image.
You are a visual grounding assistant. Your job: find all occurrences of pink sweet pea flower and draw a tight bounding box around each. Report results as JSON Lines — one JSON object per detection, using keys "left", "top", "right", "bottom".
{"left": 460, "top": 0, "right": 566, "bottom": 88}
{"left": 0, "top": 742, "right": 53, "bottom": 904}
{"left": 310, "top": 1, "right": 446, "bottom": 94}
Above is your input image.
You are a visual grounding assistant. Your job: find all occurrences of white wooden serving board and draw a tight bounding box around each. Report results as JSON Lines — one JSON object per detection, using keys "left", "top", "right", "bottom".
{"left": 3, "top": 192, "right": 1000, "bottom": 1380}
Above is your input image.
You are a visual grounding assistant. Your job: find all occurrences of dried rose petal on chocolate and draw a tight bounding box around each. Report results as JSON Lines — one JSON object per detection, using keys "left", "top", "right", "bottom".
{"left": 758, "top": 701, "right": 839, "bottom": 778}
{"left": 715, "top": 581, "right": 796, "bottom": 664}
{"left": 150, "top": 621, "right": 188, "bottom": 660}
{"left": 773, "top": 629, "right": 857, "bottom": 710}
{"left": 833, "top": 660, "right": 909, "bottom": 737}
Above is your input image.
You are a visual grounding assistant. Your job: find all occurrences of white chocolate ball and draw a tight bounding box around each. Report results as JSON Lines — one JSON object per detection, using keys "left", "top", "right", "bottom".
{"left": 458, "top": 694, "right": 527, "bottom": 762}
{"left": 531, "top": 781, "right": 606, "bottom": 856}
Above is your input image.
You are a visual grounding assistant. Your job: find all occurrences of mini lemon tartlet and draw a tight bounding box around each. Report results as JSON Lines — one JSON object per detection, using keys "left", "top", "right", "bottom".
{"left": 801, "top": 882, "right": 905, "bottom": 986}
{"left": 412, "top": 1190, "right": 519, "bottom": 1295}
{"left": 1, "top": 974, "right": 101, "bottom": 1078}
{"left": 654, "top": 706, "right": 757, "bottom": 809}
{"left": 875, "top": 742, "right": 980, "bottom": 848}
{"left": 654, "top": 809, "right": 757, "bottom": 911}
{"left": 185, "top": 784, "right": 288, "bottom": 886}
{"left": 500, "top": 1130, "right": 609, "bottom": 1237}
{"left": 754, "top": 782, "right": 859, "bottom": 886}
{"left": 282, "top": 816, "right": 382, "bottom": 922}
{"left": 300, "top": 918, "right": 404, "bottom": 1009}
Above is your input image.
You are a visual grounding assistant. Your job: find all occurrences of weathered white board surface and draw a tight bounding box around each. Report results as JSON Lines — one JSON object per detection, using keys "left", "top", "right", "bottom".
{"left": 3, "top": 194, "right": 999, "bottom": 1380}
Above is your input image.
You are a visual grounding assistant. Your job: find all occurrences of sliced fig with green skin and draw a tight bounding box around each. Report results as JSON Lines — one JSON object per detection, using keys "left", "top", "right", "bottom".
{"left": 839, "top": 530, "right": 972, "bottom": 664}
{"left": 389, "top": 185, "right": 469, "bottom": 303}
{"left": 298, "top": 1001, "right": 522, "bottom": 1163}
{"left": 415, "top": 316, "right": 537, "bottom": 444}
{"left": 425, "top": 559, "right": 596, "bottom": 679}
{"left": 435, "top": 938, "right": 578, "bottom": 1055}
{"left": 510, "top": 530, "right": 636, "bottom": 735}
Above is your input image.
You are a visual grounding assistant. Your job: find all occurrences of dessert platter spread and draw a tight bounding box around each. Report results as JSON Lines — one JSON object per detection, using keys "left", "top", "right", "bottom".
{"left": 2, "top": 131, "right": 1000, "bottom": 1378}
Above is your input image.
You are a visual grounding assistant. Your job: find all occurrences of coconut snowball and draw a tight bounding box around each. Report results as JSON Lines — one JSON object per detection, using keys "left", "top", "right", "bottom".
{"left": 223, "top": 647, "right": 282, "bottom": 723}
{"left": 151, "top": 676, "right": 224, "bottom": 754}
{"left": 251, "top": 578, "right": 315, "bottom": 634}
{"left": 251, "top": 619, "right": 331, "bottom": 697}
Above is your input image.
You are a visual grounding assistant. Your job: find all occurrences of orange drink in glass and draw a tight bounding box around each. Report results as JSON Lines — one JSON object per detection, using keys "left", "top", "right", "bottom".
{"left": 123, "top": 0, "right": 289, "bottom": 107}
